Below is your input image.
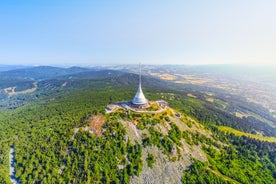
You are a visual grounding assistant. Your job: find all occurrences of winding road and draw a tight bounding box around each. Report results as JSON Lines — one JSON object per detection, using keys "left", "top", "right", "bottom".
{"left": 9, "top": 147, "right": 21, "bottom": 184}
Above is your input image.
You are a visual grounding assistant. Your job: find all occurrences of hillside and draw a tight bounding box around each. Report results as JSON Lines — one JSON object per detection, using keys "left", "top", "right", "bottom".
{"left": 1, "top": 67, "right": 275, "bottom": 137}
{"left": 0, "top": 66, "right": 91, "bottom": 80}
{"left": 0, "top": 66, "right": 275, "bottom": 183}
{"left": 0, "top": 66, "right": 94, "bottom": 100}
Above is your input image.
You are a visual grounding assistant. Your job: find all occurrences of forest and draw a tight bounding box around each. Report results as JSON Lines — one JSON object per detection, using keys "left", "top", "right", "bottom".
{"left": 0, "top": 67, "right": 275, "bottom": 183}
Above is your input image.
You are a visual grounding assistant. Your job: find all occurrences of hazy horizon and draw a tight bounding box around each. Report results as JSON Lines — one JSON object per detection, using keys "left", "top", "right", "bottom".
{"left": 0, "top": 1, "right": 276, "bottom": 66}
{"left": 1, "top": 63, "right": 276, "bottom": 68}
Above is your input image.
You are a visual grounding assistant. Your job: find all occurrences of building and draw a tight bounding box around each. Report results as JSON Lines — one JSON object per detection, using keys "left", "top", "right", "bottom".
{"left": 132, "top": 64, "right": 148, "bottom": 107}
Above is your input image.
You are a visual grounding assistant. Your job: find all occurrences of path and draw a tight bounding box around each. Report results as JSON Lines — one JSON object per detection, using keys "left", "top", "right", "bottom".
{"left": 9, "top": 147, "right": 21, "bottom": 184}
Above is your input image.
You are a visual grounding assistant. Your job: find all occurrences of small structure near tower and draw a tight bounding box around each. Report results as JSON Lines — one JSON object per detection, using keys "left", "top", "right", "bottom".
{"left": 132, "top": 64, "right": 148, "bottom": 108}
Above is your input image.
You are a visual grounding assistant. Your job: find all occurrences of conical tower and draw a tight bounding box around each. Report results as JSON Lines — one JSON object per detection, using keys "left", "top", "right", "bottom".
{"left": 132, "top": 64, "right": 148, "bottom": 105}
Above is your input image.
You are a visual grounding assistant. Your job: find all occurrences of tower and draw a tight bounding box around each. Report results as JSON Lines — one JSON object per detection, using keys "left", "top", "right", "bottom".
{"left": 132, "top": 64, "right": 148, "bottom": 105}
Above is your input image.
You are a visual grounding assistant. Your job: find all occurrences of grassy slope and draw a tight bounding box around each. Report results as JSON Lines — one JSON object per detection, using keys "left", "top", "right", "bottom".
{"left": 218, "top": 126, "right": 276, "bottom": 143}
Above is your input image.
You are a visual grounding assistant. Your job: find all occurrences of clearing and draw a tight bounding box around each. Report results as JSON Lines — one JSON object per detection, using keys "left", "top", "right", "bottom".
{"left": 4, "top": 82, "right": 38, "bottom": 96}
{"left": 87, "top": 115, "right": 105, "bottom": 137}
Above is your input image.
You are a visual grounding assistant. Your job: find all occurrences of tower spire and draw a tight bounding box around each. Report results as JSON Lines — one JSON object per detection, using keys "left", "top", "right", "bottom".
{"left": 139, "top": 63, "right": 141, "bottom": 89}
{"left": 132, "top": 63, "right": 148, "bottom": 105}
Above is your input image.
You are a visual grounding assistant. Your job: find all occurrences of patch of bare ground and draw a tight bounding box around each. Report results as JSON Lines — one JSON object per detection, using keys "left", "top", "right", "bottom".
{"left": 150, "top": 72, "right": 178, "bottom": 81}
{"left": 4, "top": 87, "right": 15, "bottom": 94}
{"left": 179, "top": 140, "right": 207, "bottom": 162}
{"left": 130, "top": 146, "right": 191, "bottom": 184}
{"left": 120, "top": 120, "right": 149, "bottom": 144}
{"left": 187, "top": 93, "right": 197, "bottom": 98}
{"left": 62, "top": 82, "right": 68, "bottom": 87}
{"left": 175, "top": 74, "right": 213, "bottom": 85}
{"left": 130, "top": 139, "right": 208, "bottom": 184}
{"left": 185, "top": 116, "right": 209, "bottom": 134}
{"left": 4, "top": 82, "right": 37, "bottom": 96}
{"left": 170, "top": 117, "right": 190, "bottom": 132}
{"left": 190, "top": 145, "right": 208, "bottom": 162}
{"left": 173, "top": 115, "right": 226, "bottom": 151}
{"left": 206, "top": 98, "right": 214, "bottom": 103}
{"left": 154, "top": 122, "right": 170, "bottom": 136}
{"left": 183, "top": 116, "right": 228, "bottom": 147}
{"left": 170, "top": 110, "right": 227, "bottom": 148}
{"left": 205, "top": 92, "right": 214, "bottom": 96}
{"left": 235, "top": 112, "right": 248, "bottom": 118}
{"left": 82, "top": 115, "right": 105, "bottom": 137}
{"left": 169, "top": 109, "right": 211, "bottom": 137}
{"left": 174, "top": 80, "right": 188, "bottom": 84}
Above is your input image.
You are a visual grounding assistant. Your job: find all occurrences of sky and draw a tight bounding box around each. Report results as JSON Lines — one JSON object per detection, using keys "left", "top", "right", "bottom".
{"left": 0, "top": 0, "right": 275, "bottom": 66}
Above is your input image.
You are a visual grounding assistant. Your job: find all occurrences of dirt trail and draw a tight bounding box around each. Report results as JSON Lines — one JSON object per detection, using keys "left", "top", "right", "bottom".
{"left": 9, "top": 147, "right": 21, "bottom": 184}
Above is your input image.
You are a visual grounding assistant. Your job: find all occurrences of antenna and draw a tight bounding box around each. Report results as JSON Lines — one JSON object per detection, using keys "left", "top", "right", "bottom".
{"left": 139, "top": 63, "right": 141, "bottom": 88}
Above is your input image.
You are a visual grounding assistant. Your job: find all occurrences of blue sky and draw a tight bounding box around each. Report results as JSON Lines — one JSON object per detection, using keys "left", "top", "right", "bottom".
{"left": 0, "top": 0, "right": 275, "bottom": 66}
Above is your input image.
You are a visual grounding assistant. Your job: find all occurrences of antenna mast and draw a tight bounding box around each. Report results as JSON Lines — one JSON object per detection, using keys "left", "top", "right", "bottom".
{"left": 139, "top": 63, "right": 141, "bottom": 88}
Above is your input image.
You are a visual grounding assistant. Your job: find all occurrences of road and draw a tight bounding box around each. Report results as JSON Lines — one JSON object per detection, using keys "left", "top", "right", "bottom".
{"left": 9, "top": 147, "right": 21, "bottom": 184}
